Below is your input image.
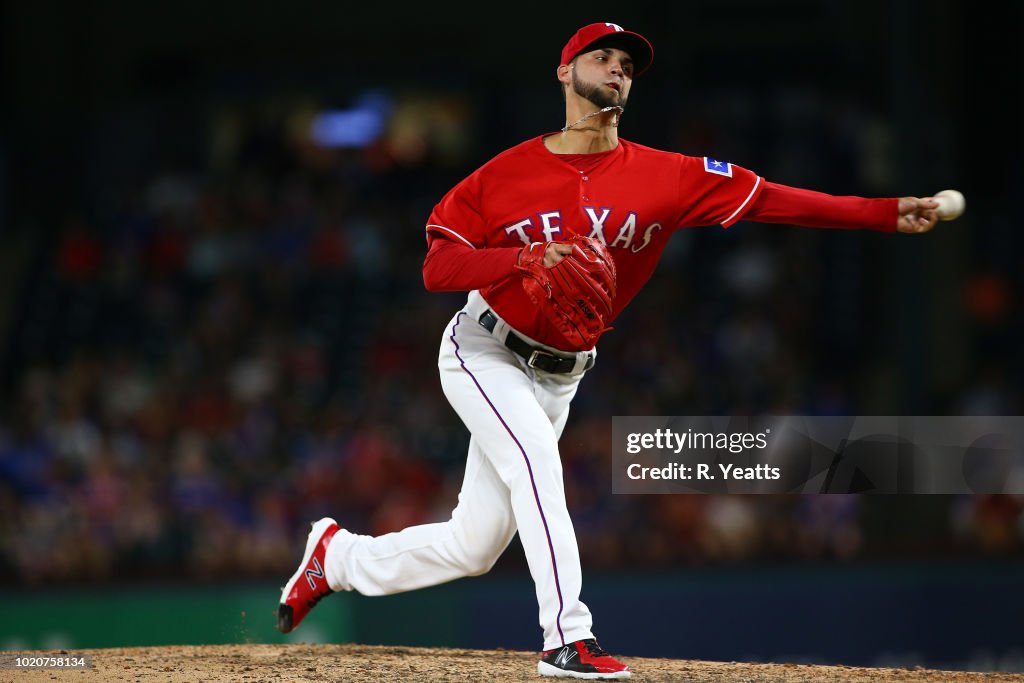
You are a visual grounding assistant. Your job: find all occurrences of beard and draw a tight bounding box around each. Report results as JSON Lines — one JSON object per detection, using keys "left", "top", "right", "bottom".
{"left": 571, "top": 68, "right": 628, "bottom": 110}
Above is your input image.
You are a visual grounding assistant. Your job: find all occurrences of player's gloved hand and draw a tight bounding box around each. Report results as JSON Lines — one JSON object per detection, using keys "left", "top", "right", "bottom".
{"left": 515, "top": 235, "right": 617, "bottom": 350}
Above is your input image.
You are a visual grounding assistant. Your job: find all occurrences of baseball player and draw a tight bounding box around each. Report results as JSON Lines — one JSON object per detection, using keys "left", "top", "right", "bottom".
{"left": 277, "top": 22, "right": 942, "bottom": 679}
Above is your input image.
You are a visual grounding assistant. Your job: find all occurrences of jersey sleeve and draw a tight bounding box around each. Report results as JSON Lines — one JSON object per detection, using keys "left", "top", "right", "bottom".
{"left": 745, "top": 181, "right": 898, "bottom": 231}
{"left": 675, "top": 156, "right": 764, "bottom": 228}
{"left": 425, "top": 170, "right": 486, "bottom": 248}
{"left": 422, "top": 237, "right": 519, "bottom": 292}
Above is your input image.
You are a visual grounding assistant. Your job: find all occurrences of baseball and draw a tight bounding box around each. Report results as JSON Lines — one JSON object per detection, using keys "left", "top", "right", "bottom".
{"left": 933, "top": 189, "right": 965, "bottom": 221}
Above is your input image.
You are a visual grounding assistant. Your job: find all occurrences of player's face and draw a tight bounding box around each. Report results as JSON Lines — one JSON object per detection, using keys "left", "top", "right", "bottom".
{"left": 571, "top": 47, "right": 633, "bottom": 109}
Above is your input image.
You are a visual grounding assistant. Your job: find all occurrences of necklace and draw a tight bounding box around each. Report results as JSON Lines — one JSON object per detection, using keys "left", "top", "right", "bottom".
{"left": 561, "top": 106, "right": 624, "bottom": 133}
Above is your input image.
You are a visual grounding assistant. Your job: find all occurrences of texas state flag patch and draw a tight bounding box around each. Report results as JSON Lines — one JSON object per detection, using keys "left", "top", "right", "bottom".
{"left": 703, "top": 157, "right": 733, "bottom": 177}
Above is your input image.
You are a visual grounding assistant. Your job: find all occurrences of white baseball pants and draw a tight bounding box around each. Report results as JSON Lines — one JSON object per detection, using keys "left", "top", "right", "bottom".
{"left": 324, "top": 290, "right": 595, "bottom": 650}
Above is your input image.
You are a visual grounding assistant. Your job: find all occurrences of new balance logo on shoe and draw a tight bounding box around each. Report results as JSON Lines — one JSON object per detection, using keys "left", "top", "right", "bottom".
{"left": 554, "top": 647, "right": 578, "bottom": 668}
{"left": 305, "top": 557, "right": 325, "bottom": 590}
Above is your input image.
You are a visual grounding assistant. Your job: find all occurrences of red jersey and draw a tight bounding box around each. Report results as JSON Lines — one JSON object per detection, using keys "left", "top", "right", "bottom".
{"left": 426, "top": 135, "right": 764, "bottom": 350}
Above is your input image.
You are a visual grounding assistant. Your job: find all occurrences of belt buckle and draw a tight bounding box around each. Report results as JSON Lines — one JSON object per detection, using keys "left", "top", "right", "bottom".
{"left": 527, "top": 349, "right": 553, "bottom": 370}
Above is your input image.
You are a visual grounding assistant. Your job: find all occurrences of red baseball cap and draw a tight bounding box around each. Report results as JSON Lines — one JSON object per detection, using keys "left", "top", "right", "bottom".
{"left": 560, "top": 22, "right": 654, "bottom": 76}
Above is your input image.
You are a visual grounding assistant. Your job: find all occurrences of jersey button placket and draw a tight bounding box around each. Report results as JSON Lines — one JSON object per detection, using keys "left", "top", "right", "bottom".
{"left": 581, "top": 172, "right": 589, "bottom": 202}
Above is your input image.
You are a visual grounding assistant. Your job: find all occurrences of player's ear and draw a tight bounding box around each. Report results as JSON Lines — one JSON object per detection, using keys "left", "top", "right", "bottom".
{"left": 556, "top": 63, "right": 572, "bottom": 85}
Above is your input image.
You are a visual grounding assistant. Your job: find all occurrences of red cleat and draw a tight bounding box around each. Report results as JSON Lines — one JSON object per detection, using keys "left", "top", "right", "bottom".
{"left": 277, "top": 517, "right": 339, "bottom": 633}
{"left": 538, "top": 638, "right": 631, "bottom": 679}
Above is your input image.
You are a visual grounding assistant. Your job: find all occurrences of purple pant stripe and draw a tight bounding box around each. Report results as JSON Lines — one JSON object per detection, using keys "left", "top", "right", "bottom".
{"left": 449, "top": 312, "right": 566, "bottom": 646}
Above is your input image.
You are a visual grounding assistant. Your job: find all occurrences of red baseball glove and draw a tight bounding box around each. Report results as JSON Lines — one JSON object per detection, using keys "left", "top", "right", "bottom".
{"left": 516, "top": 235, "right": 618, "bottom": 350}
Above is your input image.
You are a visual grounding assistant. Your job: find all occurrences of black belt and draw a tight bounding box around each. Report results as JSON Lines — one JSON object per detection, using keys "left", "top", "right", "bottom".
{"left": 478, "top": 310, "right": 595, "bottom": 374}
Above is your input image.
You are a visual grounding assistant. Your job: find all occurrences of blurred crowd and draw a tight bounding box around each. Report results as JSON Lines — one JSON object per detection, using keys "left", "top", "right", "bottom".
{"left": 1, "top": 87, "right": 1022, "bottom": 586}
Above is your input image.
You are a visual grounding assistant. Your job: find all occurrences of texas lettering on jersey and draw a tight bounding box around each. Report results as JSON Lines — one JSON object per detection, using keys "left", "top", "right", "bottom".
{"left": 503, "top": 206, "right": 662, "bottom": 253}
{"left": 426, "top": 135, "right": 764, "bottom": 351}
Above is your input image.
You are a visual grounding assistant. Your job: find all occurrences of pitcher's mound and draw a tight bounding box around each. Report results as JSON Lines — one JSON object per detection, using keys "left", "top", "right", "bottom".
{"left": 8, "top": 643, "right": 1024, "bottom": 681}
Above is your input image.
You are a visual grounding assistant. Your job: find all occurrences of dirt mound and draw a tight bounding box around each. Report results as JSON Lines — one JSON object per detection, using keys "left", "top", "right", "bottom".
{"left": 5, "top": 643, "right": 1023, "bottom": 682}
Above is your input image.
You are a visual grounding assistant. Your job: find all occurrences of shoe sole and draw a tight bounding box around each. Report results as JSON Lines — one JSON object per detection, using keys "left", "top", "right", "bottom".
{"left": 537, "top": 661, "right": 631, "bottom": 679}
{"left": 277, "top": 517, "right": 337, "bottom": 634}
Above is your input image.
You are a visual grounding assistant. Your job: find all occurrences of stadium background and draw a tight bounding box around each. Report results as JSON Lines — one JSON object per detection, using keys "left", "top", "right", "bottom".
{"left": 1, "top": 0, "right": 1022, "bottom": 673}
